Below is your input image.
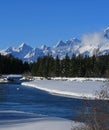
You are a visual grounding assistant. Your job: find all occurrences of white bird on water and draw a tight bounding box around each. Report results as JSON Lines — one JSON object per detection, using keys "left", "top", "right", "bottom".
{"left": 17, "top": 88, "right": 19, "bottom": 90}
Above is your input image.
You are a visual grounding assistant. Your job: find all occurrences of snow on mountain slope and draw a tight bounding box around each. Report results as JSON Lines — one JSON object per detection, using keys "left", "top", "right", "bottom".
{"left": 79, "top": 27, "right": 109, "bottom": 56}
{"left": 40, "top": 45, "right": 52, "bottom": 56}
{"left": 0, "top": 43, "right": 43, "bottom": 62}
{"left": 24, "top": 48, "right": 44, "bottom": 63}
{"left": 15, "top": 43, "right": 33, "bottom": 53}
{"left": 52, "top": 38, "right": 81, "bottom": 59}
{"left": 0, "top": 47, "right": 13, "bottom": 55}
{"left": 1, "top": 27, "right": 109, "bottom": 62}
{"left": 104, "top": 27, "right": 109, "bottom": 39}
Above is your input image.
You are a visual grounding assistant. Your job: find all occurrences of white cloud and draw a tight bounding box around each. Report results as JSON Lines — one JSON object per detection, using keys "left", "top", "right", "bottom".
{"left": 81, "top": 31, "right": 105, "bottom": 46}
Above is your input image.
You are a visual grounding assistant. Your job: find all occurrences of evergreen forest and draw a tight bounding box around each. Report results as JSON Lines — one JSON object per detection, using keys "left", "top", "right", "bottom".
{"left": 1, "top": 53, "right": 109, "bottom": 78}
{"left": 30, "top": 54, "right": 109, "bottom": 78}
{"left": 0, "top": 54, "right": 30, "bottom": 74}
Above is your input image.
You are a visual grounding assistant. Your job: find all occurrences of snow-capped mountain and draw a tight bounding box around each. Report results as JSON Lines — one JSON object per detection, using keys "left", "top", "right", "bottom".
{"left": 52, "top": 38, "right": 81, "bottom": 59}
{"left": 0, "top": 43, "right": 44, "bottom": 62}
{"left": 1, "top": 27, "right": 109, "bottom": 62}
{"left": 104, "top": 27, "right": 109, "bottom": 39}
{"left": 24, "top": 48, "right": 44, "bottom": 63}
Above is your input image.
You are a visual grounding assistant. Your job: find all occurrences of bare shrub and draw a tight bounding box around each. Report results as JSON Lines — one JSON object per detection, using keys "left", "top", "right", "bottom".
{"left": 72, "top": 85, "right": 109, "bottom": 130}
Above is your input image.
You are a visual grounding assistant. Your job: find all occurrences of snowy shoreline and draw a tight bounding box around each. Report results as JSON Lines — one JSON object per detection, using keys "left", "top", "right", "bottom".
{"left": 0, "top": 118, "right": 74, "bottom": 130}
{"left": 22, "top": 78, "right": 108, "bottom": 100}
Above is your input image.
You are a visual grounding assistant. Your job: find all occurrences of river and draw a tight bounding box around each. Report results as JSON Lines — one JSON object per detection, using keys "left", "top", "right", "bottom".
{"left": 0, "top": 83, "right": 83, "bottom": 124}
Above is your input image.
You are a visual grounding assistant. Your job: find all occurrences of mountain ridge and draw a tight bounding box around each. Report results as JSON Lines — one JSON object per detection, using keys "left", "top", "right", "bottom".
{"left": 1, "top": 27, "right": 109, "bottom": 62}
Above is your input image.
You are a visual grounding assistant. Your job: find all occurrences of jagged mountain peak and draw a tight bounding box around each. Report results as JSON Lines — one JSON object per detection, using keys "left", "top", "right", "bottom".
{"left": 104, "top": 26, "right": 109, "bottom": 39}
{"left": 104, "top": 26, "right": 109, "bottom": 32}
{"left": 0, "top": 46, "right": 14, "bottom": 55}
{"left": 55, "top": 40, "right": 66, "bottom": 48}
{"left": 19, "top": 42, "right": 27, "bottom": 47}
{"left": 66, "top": 38, "right": 81, "bottom": 46}
{"left": 1, "top": 27, "right": 109, "bottom": 62}
{"left": 40, "top": 45, "right": 47, "bottom": 50}
{"left": 71, "top": 37, "right": 81, "bottom": 43}
{"left": 17, "top": 43, "right": 33, "bottom": 50}
{"left": 55, "top": 38, "right": 81, "bottom": 48}
{"left": 5, "top": 46, "right": 13, "bottom": 51}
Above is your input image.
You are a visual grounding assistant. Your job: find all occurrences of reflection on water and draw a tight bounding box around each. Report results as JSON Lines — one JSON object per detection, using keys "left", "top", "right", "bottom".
{"left": 0, "top": 85, "right": 8, "bottom": 102}
{"left": 0, "top": 83, "right": 83, "bottom": 121}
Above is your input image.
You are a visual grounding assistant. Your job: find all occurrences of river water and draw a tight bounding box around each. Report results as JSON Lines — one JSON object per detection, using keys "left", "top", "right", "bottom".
{"left": 0, "top": 83, "right": 83, "bottom": 123}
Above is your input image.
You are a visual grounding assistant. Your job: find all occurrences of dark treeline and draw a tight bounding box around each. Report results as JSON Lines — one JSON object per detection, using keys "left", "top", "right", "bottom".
{"left": 30, "top": 54, "right": 109, "bottom": 78}
{"left": 1, "top": 53, "right": 109, "bottom": 77}
{"left": 0, "top": 54, "right": 30, "bottom": 74}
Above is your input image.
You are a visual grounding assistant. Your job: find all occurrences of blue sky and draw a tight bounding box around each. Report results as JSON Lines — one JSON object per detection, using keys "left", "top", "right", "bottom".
{"left": 0, "top": 0, "right": 109, "bottom": 49}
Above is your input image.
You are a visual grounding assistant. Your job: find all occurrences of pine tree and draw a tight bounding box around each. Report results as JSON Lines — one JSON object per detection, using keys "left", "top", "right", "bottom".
{"left": 70, "top": 54, "right": 77, "bottom": 77}
{"left": 64, "top": 54, "right": 70, "bottom": 77}
{"left": 55, "top": 55, "right": 61, "bottom": 77}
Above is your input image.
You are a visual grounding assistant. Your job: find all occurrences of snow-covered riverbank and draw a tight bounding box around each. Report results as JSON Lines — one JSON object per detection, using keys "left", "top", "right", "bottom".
{"left": 22, "top": 78, "right": 108, "bottom": 99}
{"left": 0, "top": 118, "right": 85, "bottom": 130}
